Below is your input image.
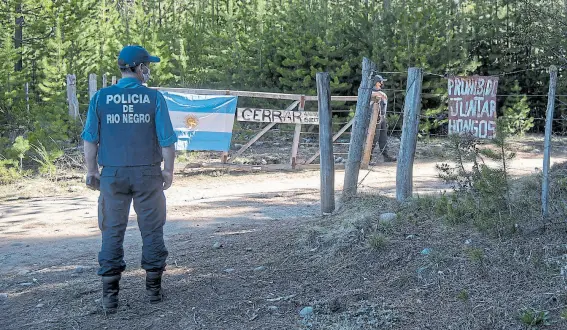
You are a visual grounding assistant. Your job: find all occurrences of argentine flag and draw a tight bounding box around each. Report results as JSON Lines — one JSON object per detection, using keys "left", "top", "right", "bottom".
{"left": 161, "top": 91, "right": 238, "bottom": 152}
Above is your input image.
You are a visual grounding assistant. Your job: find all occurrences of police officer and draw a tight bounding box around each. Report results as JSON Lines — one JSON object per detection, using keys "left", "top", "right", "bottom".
{"left": 81, "top": 45, "right": 177, "bottom": 313}
{"left": 370, "top": 75, "right": 396, "bottom": 163}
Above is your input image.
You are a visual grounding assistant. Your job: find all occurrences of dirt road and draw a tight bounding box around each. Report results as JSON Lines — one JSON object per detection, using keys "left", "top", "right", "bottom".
{"left": 0, "top": 154, "right": 564, "bottom": 329}
{"left": 0, "top": 155, "right": 560, "bottom": 276}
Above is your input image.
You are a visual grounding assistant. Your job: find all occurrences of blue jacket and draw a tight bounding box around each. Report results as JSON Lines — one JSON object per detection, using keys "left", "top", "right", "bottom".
{"left": 81, "top": 78, "right": 177, "bottom": 166}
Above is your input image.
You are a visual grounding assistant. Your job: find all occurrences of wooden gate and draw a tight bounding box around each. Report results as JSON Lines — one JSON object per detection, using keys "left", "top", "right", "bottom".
{"left": 156, "top": 88, "right": 363, "bottom": 170}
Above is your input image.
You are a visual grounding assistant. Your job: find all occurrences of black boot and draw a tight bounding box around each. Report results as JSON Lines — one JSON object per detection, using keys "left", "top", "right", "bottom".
{"left": 101, "top": 274, "right": 121, "bottom": 313}
{"left": 146, "top": 271, "right": 163, "bottom": 304}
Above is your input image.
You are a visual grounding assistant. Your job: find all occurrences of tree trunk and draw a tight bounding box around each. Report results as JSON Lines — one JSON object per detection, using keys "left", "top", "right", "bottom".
{"left": 14, "top": 2, "right": 23, "bottom": 72}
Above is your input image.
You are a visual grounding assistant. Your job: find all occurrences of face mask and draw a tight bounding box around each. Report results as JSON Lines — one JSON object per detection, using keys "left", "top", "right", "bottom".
{"left": 140, "top": 64, "right": 151, "bottom": 83}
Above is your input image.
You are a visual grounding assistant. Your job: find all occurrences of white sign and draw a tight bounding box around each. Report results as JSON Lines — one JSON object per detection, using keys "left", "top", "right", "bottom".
{"left": 237, "top": 108, "right": 319, "bottom": 124}
{"left": 448, "top": 76, "right": 499, "bottom": 139}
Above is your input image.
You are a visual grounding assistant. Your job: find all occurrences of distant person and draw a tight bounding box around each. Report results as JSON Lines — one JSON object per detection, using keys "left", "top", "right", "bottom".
{"left": 370, "top": 74, "right": 396, "bottom": 163}
{"left": 81, "top": 45, "right": 177, "bottom": 313}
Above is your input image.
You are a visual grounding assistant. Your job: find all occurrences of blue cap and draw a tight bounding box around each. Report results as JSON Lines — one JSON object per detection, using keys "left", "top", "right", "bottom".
{"left": 117, "top": 45, "right": 160, "bottom": 69}
{"left": 374, "top": 74, "right": 387, "bottom": 82}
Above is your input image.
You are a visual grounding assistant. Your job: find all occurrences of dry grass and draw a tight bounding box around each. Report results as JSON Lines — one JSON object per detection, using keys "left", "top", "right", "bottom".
{"left": 0, "top": 175, "right": 86, "bottom": 201}
{"left": 301, "top": 193, "right": 396, "bottom": 259}
{"left": 4, "top": 150, "right": 567, "bottom": 328}
{"left": 292, "top": 169, "right": 567, "bottom": 329}
{"left": 3, "top": 174, "right": 567, "bottom": 329}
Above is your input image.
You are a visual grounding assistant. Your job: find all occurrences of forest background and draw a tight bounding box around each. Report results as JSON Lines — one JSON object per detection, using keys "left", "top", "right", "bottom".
{"left": 1, "top": 0, "right": 566, "bottom": 178}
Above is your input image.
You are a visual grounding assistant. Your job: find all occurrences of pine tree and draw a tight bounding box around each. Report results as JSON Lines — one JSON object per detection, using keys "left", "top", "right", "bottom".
{"left": 0, "top": 0, "right": 566, "bottom": 148}
{"left": 80, "top": 0, "right": 123, "bottom": 78}
{"left": 37, "top": 17, "right": 68, "bottom": 104}
{"left": 502, "top": 81, "right": 533, "bottom": 135}
{"left": 0, "top": 31, "right": 27, "bottom": 138}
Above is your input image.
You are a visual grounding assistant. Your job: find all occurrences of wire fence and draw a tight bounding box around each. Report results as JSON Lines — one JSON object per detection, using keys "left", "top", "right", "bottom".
{"left": 350, "top": 70, "right": 567, "bottom": 199}
{"left": 182, "top": 68, "right": 567, "bottom": 188}
{"left": 13, "top": 70, "right": 566, "bottom": 180}
{"left": 44, "top": 68, "right": 567, "bottom": 223}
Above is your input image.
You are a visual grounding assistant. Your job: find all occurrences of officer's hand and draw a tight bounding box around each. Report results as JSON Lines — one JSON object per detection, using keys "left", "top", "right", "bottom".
{"left": 86, "top": 171, "right": 101, "bottom": 191}
{"left": 162, "top": 170, "right": 173, "bottom": 190}
{"left": 87, "top": 171, "right": 101, "bottom": 180}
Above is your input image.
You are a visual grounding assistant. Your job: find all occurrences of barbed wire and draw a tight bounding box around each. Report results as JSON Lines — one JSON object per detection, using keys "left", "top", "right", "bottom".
{"left": 422, "top": 66, "right": 553, "bottom": 79}
{"left": 376, "top": 65, "right": 567, "bottom": 79}
{"left": 497, "top": 67, "right": 551, "bottom": 76}
{"left": 553, "top": 97, "right": 567, "bottom": 108}
{"left": 376, "top": 66, "right": 559, "bottom": 80}
{"left": 424, "top": 72, "right": 446, "bottom": 78}
{"left": 421, "top": 93, "right": 567, "bottom": 97}
{"left": 355, "top": 65, "right": 560, "bottom": 189}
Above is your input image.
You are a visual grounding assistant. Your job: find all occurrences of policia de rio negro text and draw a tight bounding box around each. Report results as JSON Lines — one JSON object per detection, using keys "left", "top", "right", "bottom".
{"left": 81, "top": 45, "right": 178, "bottom": 313}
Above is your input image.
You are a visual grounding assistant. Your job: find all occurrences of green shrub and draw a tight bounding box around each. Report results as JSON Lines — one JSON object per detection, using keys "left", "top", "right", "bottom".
{"left": 457, "top": 289, "right": 469, "bottom": 301}
{"left": 368, "top": 233, "right": 389, "bottom": 250}
{"left": 9, "top": 136, "right": 30, "bottom": 172}
{"left": 518, "top": 308, "right": 550, "bottom": 326}
{"left": 31, "top": 143, "right": 63, "bottom": 180}
{"left": 0, "top": 159, "right": 21, "bottom": 184}
{"left": 28, "top": 103, "right": 73, "bottom": 151}
{"left": 0, "top": 137, "right": 10, "bottom": 155}
{"left": 465, "top": 247, "right": 485, "bottom": 263}
{"left": 502, "top": 81, "right": 534, "bottom": 136}
{"left": 434, "top": 121, "right": 518, "bottom": 235}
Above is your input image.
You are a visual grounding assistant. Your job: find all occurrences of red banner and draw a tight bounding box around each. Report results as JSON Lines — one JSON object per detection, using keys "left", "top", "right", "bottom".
{"left": 448, "top": 76, "right": 499, "bottom": 139}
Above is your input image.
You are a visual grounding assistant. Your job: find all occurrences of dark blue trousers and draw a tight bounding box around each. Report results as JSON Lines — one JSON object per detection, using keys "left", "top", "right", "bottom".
{"left": 97, "top": 165, "right": 168, "bottom": 276}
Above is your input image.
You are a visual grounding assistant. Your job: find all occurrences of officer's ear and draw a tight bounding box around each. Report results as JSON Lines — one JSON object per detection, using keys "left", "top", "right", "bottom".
{"left": 140, "top": 63, "right": 150, "bottom": 74}
{"left": 134, "top": 64, "right": 146, "bottom": 79}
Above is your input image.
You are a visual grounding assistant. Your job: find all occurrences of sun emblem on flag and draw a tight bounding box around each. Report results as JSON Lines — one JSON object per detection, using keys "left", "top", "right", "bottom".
{"left": 184, "top": 114, "right": 198, "bottom": 130}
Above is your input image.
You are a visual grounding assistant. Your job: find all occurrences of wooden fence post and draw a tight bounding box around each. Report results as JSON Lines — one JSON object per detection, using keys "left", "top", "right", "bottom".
{"left": 88, "top": 73, "right": 97, "bottom": 100}
{"left": 396, "top": 67, "right": 423, "bottom": 202}
{"left": 542, "top": 65, "right": 558, "bottom": 220}
{"left": 66, "top": 74, "right": 79, "bottom": 119}
{"left": 317, "top": 72, "right": 335, "bottom": 214}
{"left": 342, "top": 57, "right": 376, "bottom": 200}
{"left": 102, "top": 74, "right": 108, "bottom": 88}
{"left": 290, "top": 95, "right": 305, "bottom": 169}
{"left": 362, "top": 102, "right": 380, "bottom": 169}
